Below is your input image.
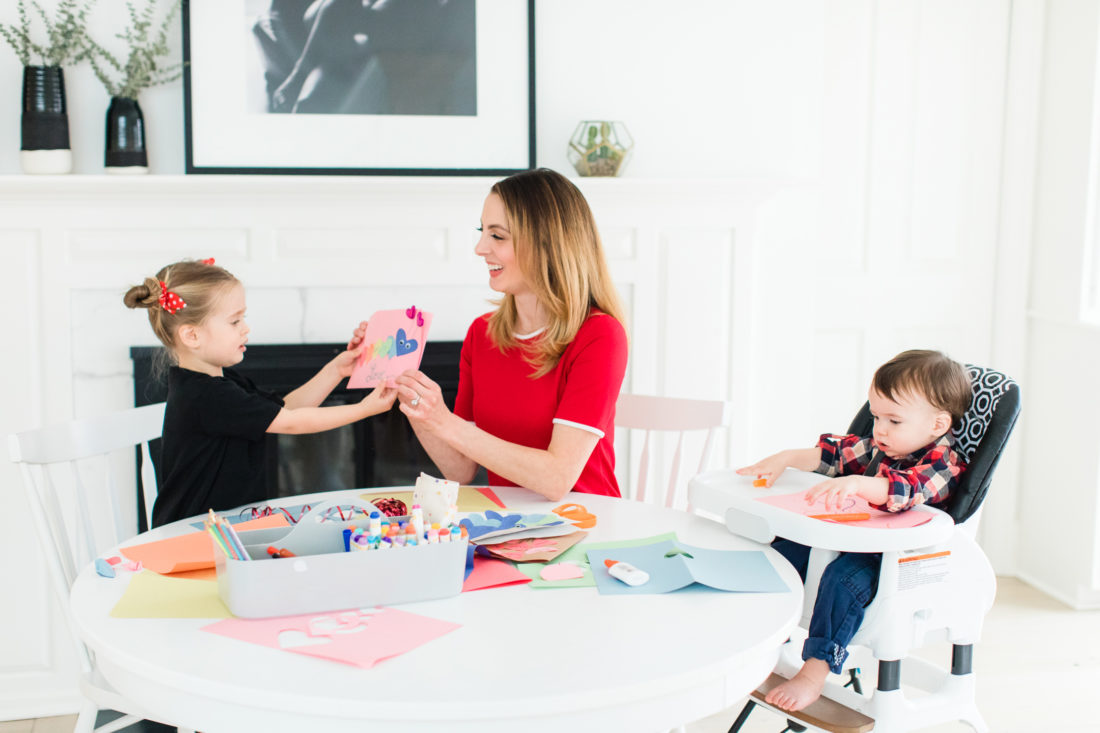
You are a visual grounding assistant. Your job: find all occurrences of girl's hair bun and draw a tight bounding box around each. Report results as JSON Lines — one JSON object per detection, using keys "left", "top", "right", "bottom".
{"left": 123, "top": 277, "right": 161, "bottom": 309}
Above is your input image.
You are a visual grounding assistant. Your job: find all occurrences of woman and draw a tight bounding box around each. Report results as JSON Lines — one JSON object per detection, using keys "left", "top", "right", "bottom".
{"left": 381, "top": 168, "right": 628, "bottom": 500}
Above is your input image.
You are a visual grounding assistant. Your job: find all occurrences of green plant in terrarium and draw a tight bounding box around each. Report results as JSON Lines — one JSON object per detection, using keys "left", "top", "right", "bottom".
{"left": 85, "top": 0, "right": 182, "bottom": 100}
{"left": 568, "top": 120, "right": 633, "bottom": 177}
{"left": 0, "top": 0, "right": 96, "bottom": 66}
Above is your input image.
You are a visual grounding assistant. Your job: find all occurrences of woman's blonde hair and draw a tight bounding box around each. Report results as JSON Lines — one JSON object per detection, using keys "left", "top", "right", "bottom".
{"left": 486, "top": 168, "right": 626, "bottom": 377}
{"left": 123, "top": 259, "right": 239, "bottom": 362}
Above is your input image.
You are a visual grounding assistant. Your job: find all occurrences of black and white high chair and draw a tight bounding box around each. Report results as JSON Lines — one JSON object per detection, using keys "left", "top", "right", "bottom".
{"left": 689, "top": 365, "right": 1019, "bottom": 733}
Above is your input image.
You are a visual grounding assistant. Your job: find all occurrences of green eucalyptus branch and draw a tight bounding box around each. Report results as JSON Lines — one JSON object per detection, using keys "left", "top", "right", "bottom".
{"left": 85, "top": 0, "right": 182, "bottom": 100}
{"left": 0, "top": 0, "right": 96, "bottom": 67}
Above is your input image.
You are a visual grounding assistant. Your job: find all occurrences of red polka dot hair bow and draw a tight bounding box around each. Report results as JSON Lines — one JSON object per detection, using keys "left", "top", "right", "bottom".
{"left": 158, "top": 281, "right": 187, "bottom": 314}
{"left": 200, "top": 257, "right": 215, "bottom": 265}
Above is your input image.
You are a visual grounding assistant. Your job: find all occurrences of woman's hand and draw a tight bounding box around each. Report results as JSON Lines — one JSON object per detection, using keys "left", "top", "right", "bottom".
{"left": 394, "top": 370, "right": 451, "bottom": 431}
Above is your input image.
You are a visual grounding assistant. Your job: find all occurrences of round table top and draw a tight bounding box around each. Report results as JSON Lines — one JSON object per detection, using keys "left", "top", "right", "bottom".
{"left": 70, "top": 487, "right": 803, "bottom": 733}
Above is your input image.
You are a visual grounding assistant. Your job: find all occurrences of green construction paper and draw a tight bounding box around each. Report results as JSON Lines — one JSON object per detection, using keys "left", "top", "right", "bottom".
{"left": 518, "top": 532, "right": 680, "bottom": 588}
{"left": 109, "top": 570, "right": 231, "bottom": 618}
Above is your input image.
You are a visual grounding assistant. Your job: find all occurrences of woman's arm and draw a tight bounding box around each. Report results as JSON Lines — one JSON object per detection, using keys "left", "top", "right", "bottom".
{"left": 394, "top": 372, "right": 599, "bottom": 502}
{"left": 407, "top": 416, "right": 479, "bottom": 485}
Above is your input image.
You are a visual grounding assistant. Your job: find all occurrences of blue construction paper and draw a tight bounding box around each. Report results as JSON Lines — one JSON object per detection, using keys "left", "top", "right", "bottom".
{"left": 459, "top": 511, "right": 564, "bottom": 541}
{"left": 586, "top": 540, "right": 789, "bottom": 596}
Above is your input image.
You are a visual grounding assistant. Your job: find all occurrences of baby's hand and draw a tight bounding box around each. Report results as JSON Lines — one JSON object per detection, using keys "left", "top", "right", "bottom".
{"left": 805, "top": 475, "right": 865, "bottom": 512}
{"left": 735, "top": 453, "right": 789, "bottom": 488}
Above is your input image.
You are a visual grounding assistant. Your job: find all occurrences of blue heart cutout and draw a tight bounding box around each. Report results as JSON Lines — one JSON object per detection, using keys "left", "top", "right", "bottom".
{"left": 395, "top": 328, "right": 419, "bottom": 356}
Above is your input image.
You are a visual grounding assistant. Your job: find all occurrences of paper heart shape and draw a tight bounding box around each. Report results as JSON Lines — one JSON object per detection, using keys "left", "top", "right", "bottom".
{"left": 395, "top": 328, "right": 418, "bottom": 355}
{"left": 278, "top": 629, "right": 333, "bottom": 649}
{"left": 540, "top": 562, "right": 585, "bottom": 581}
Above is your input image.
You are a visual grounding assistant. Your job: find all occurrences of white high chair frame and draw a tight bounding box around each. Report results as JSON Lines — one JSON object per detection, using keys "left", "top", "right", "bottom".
{"left": 689, "top": 365, "right": 1019, "bottom": 733}
{"left": 7, "top": 402, "right": 192, "bottom": 733}
{"left": 615, "top": 393, "right": 730, "bottom": 509}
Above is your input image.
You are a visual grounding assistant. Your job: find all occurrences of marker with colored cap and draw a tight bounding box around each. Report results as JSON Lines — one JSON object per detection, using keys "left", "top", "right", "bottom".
{"left": 604, "top": 558, "right": 650, "bottom": 586}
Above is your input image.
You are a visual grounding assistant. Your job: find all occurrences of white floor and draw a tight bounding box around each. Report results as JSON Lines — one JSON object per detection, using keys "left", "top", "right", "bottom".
{"left": 3, "top": 577, "right": 1098, "bottom": 733}
{"left": 685, "top": 577, "right": 1100, "bottom": 733}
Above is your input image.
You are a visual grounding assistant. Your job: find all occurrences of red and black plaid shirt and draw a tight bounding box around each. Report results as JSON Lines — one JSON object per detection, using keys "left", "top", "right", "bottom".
{"left": 815, "top": 432, "right": 966, "bottom": 512}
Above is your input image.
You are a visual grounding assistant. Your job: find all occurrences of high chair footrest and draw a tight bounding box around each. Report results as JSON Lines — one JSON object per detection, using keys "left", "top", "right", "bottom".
{"left": 750, "top": 673, "right": 875, "bottom": 733}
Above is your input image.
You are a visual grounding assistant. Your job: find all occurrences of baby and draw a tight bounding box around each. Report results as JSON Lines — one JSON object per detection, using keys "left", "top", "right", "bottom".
{"left": 737, "top": 349, "right": 972, "bottom": 712}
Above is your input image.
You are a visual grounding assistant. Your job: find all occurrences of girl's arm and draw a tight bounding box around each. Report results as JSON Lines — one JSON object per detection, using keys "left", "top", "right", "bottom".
{"left": 283, "top": 347, "right": 361, "bottom": 409}
{"left": 268, "top": 387, "right": 396, "bottom": 434}
{"left": 394, "top": 373, "right": 598, "bottom": 502}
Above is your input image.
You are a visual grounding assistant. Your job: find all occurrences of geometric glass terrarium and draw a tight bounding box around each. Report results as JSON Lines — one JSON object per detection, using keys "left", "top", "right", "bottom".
{"left": 567, "top": 120, "right": 633, "bottom": 177}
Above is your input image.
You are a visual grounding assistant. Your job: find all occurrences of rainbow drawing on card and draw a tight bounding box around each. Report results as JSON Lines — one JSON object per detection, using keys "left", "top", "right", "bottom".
{"left": 348, "top": 306, "right": 433, "bottom": 388}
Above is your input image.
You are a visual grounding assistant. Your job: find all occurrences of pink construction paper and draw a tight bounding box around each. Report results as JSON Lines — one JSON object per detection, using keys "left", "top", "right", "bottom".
{"left": 461, "top": 555, "right": 532, "bottom": 592}
{"left": 755, "top": 492, "right": 933, "bottom": 529}
{"left": 539, "top": 562, "right": 585, "bottom": 581}
{"left": 347, "top": 307, "right": 433, "bottom": 388}
{"left": 201, "top": 606, "right": 459, "bottom": 668}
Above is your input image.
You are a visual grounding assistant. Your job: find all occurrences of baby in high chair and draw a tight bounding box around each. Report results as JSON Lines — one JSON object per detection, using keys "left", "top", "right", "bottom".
{"left": 736, "top": 349, "right": 972, "bottom": 712}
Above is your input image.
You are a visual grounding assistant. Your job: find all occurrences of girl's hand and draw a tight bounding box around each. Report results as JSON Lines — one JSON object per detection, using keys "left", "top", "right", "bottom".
{"left": 360, "top": 385, "right": 398, "bottom": 416}
{"left": 805, "top": 475, "right": 867, "bottom": 512}
{"left": 331, "top": 344, "right": 364, "bottom": 379}
{"left": 394, "top": 370, "right": 450, "bottom": 430}
{"left": 347, "top": 320, "right": 368, "bottom": 351}
{"left": 735, "top": 452, "right": 791, "bottom": 488}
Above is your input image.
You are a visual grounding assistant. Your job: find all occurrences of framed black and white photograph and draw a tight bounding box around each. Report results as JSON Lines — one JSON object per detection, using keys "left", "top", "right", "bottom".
{"left": 183, "top": 0, "right": 534, "bottom": 175}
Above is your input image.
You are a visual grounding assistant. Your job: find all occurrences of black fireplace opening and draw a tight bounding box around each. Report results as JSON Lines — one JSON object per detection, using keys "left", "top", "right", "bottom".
{"left": 130, "top": 341, "right": 475, "bottom": 532}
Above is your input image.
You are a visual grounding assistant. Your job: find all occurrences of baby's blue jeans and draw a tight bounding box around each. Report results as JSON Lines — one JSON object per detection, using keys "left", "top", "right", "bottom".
{"left": 772, "top": 538, "right": 882, "bottom": 674}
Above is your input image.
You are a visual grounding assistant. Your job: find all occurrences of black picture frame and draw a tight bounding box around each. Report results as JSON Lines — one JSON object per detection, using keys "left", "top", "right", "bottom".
{"left": 182, "top": 0, "right": 535, "bottom": 176}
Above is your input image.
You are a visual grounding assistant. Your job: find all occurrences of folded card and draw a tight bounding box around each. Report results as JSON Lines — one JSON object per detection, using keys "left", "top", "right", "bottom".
{"left": 585, "top": 539, "right": 789, "bottom": 596}
{"left": 348, "top": 306, "right": 433, "bottom": 388}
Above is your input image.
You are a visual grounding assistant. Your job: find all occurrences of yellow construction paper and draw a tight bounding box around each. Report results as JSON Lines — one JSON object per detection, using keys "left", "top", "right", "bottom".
{"left": 109, "top": 570, "right": 230, "bottom": 619}
{"left": 360, "top": 486, "right": 505, "bottom": 514}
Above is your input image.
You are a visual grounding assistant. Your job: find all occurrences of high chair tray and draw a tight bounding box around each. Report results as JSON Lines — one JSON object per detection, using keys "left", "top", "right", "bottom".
{"left": 214, "top": 497, "right": 468, "bottom": 618}
{"left": 689, "top": 468, "right": 954, "bottom": 553}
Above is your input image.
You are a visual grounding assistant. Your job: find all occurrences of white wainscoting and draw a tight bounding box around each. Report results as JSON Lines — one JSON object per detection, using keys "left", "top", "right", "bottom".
{"left": 0, "top": 175, "right": 779, "bottom": 716}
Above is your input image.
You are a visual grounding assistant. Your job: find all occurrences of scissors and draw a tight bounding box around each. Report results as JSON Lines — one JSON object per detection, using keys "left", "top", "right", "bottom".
{"left": 552, "top": 503, "right": 597, "bottom": 529}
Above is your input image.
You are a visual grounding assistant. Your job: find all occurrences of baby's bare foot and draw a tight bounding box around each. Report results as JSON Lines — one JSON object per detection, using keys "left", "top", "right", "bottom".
{"left": 764, "top": 658, "right": 830, "bottom": 712}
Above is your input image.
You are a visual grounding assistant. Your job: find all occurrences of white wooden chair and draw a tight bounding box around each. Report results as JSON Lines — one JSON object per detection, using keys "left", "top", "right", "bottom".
{"left": 7, "top": 402, "right": 191, "bottom": 733}
{"left": 615, "top": 393, "right": 731, "bottom": 510}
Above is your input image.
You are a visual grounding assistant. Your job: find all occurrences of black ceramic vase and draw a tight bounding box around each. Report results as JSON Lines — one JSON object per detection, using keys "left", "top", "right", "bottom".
{"left": 105, "top": 96, "right": 148, "bottom": 173}
{"left": 21, "top": 65, "right": 72, "bottom": 174}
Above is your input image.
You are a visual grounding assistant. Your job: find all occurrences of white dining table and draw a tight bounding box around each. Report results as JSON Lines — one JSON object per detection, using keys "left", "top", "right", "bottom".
{"left": 69, "top": 486, "right": 803, "bottom": 733}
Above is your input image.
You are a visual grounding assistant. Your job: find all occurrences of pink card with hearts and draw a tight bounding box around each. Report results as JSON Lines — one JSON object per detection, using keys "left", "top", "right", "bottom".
{"left": 347, "top": 306, "right": 433, "bottom": 388}
{"left": 201, "top": 607, "right": 459, "bottom": 668}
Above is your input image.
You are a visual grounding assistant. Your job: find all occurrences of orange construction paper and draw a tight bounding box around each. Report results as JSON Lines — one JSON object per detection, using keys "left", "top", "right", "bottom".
{"left": 119, "top": 514, "right": 289, "bottom": 574}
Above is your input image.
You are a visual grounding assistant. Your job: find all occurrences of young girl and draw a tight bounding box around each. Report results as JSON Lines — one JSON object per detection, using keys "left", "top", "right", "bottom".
{"left": 125, "top": 259, "right": 395, "bottom": 527}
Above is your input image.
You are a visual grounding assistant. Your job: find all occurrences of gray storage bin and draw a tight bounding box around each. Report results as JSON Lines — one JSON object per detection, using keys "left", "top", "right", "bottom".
{"left": 213, "top": 497, "right": 468, "bottom": 618}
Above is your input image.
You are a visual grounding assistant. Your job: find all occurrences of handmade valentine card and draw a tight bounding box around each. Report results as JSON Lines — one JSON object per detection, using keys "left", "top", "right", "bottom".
{"left": 201, "top": 606, "right": 459, "bottom": 668}
{"left": 348, "top": 306, "right": 433, "bottom": 388}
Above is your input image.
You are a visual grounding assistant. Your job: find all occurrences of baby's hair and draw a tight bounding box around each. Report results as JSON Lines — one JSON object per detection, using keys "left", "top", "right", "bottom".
{"left": 873, "top": 349, "right": 972, "bottom": 430}
{"left": 123, "top": 259, "right": 239, "bottom": 359}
